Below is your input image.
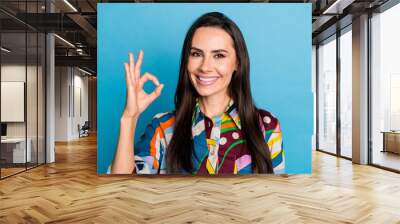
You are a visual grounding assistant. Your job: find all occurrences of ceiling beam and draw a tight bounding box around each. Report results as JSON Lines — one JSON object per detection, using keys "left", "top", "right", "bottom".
{"left": 67, "top": 13, "right": 97, "bottom": 39}
{"left": 55, "top": 55, "right": 96, "bottom": 72}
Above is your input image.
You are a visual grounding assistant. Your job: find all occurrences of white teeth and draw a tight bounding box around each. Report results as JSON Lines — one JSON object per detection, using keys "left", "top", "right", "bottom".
{"left": 198, "top": 77, "right": 218, "bottom": 82}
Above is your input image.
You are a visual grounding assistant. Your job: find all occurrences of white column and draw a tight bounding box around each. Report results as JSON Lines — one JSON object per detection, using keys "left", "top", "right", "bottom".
{"left": 46, "top": 33, "right": 55, "bottom": 163}
{"left": 46, "top": 1, "right": 55, "bottom": 163}
{"left": 352, "top": 14, "right": 369, "bottom": 164}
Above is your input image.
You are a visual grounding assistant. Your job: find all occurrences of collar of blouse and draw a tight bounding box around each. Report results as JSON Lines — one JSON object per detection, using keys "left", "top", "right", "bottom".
{"left": 191, "top": 98, "right": 241, "bottom": 131}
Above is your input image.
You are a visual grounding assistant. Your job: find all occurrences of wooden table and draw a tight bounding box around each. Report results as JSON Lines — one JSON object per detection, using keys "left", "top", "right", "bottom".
{"left": 381, "top": 131, "right": 400, "bottom": 154}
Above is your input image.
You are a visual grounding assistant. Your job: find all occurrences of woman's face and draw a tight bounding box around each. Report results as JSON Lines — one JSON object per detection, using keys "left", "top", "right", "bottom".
{"left": 188, "top": 27, "right": 237, "bottom": 98}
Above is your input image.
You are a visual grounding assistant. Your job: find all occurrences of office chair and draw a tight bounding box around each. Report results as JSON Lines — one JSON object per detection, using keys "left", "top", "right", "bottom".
{"left": 79, "top": 121, "right": 90, "bottom": 138}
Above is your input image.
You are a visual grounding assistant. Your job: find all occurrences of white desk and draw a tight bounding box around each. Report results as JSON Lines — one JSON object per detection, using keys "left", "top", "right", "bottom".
{"left": 1, "top": 138, "right": 31, "bottom": 163}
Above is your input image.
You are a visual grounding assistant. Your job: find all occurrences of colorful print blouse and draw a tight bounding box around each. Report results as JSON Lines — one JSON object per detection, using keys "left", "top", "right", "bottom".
{"left": 129, "top": 100, "right": 285, "bottom": 175}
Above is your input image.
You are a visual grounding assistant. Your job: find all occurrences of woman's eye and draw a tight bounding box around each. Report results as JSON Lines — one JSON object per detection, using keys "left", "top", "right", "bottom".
{"left": 214, "top": 54, "right": 226, "bottom": 59}
{"left": 190, "top": 52, "right": 201, "bottom": 57}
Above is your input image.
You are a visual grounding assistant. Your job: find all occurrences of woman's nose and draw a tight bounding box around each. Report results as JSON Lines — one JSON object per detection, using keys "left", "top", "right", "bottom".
{"left": 199, "top": 55, "right": 213, "bottom": 72}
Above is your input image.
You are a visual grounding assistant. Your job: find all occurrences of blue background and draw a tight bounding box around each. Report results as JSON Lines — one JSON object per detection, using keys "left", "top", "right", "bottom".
{"left": 97, "top": 3, "right": 312, "bottom": 174}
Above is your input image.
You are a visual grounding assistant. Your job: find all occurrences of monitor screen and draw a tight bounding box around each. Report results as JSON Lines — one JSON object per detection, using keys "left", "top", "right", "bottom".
{"left": 1, "top": 123, "right": 7, "bottom": 137}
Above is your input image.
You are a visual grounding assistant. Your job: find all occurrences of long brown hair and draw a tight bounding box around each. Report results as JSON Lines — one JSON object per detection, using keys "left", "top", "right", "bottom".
{"left": 167, "top": 12, "right": 273, "bottom": 174}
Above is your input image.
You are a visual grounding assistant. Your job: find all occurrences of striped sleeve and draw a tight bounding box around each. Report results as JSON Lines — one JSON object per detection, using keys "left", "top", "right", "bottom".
{"left": 134, "top": 113, "right": 170, "bottom": 174}
{"left": 106, "top": 113, "right": 169, "bottom": 175}
{"left": 259, "top": 109, "right": 285, "bottom": 174}
{"left": 268, "top": 120, "right": 285, "bottom": 174}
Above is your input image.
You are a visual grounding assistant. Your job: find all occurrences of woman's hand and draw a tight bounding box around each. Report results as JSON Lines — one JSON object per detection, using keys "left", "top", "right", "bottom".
{"left": 122, "top": 50, "right": 164, "bottom": 119}
{"left": 112, "top": 50, "right": 163, "bottom": 174}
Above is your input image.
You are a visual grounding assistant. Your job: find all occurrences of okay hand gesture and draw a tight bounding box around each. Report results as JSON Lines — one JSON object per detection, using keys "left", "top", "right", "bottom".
{"left": 122, "top": 50, "right": 164, "bottom": 119}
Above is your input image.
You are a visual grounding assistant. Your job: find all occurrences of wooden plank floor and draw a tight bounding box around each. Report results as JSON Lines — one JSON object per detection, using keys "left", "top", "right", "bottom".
{"left": 1, "top": 134, "right": 400, "bottom": 224}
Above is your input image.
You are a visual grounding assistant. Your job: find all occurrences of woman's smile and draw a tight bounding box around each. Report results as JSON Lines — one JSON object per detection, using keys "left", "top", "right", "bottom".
{"left": 195, "top": 75, "right": 220, "bottom": 86}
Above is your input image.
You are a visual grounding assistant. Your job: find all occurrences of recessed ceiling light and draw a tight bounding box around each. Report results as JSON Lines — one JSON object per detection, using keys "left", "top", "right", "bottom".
{"left": 78, "top": 67, "right": 93, "bottom": 76}
{"left": 323, "top": 0, "right": 355, "bottom": 15}
{"left": 54, "top": 34, "right": 75, "bottom": 48}
{"left": 63, "top": 0, "right": 78, "bottom": 12}
{"left": 1, "top": 47, "right": 11, "bottom": 53}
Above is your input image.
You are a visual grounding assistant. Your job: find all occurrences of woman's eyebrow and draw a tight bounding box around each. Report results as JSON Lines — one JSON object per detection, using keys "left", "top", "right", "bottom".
{"left": 211, "top": 49, "right": 228, "bottom": 53}
{"left": 190, "top": 47, "right": 203, "bottom": 52}
{"left": 190, "top": 47, "right": 229, "bottom": 54}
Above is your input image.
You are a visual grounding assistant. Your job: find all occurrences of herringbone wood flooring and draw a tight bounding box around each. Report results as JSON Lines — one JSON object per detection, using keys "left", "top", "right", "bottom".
{"left": 1, "top": 134, "right": 400, "bottom": 223}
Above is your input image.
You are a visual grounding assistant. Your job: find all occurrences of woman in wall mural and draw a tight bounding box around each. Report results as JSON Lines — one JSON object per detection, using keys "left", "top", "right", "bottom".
{"left": 110, "top": 12, "right": 285, "bottom": 175}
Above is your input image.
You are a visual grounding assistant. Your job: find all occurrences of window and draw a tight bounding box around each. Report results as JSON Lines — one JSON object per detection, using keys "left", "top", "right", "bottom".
{"left": 317, "top": 35, "right": 337, "bottom": 154}
{"left": 339, "top": 27, "right": 352, "bottom": 158}
{"left": 371, "top": 2, "right": 400, "bottom": 171}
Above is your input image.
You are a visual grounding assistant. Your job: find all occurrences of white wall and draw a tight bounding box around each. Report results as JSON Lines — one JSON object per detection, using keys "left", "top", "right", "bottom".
{"left": 55, "top": 67, "right": 89, "bottom": 141}
{"left": 55, "top": 66, "right": 69, "bottom": 141}
{"left": 1, "top": 65, "right": 39, "bottom": 138}
{"left": 72, "top": 72, "right": 89, "bottom": 138}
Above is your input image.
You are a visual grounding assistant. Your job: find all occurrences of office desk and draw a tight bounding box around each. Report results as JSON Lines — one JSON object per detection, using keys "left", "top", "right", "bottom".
{"left": 381, "top": 131, "right": 400, "bottom": 154}
{"left": 1, "top": 138, "right": 31, "bottom": 163}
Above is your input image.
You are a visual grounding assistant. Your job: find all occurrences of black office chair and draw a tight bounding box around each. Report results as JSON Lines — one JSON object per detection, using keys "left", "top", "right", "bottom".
{"left": 78, "top": 121, "right": 90, "bottom": 138}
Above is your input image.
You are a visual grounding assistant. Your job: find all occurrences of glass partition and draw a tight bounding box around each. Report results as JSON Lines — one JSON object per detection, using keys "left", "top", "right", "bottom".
{"left": 0, "top": 1, "right": 46, "bottom": 179}
{"left": 1, "top": 30, "right": 28, "bottom": 177}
